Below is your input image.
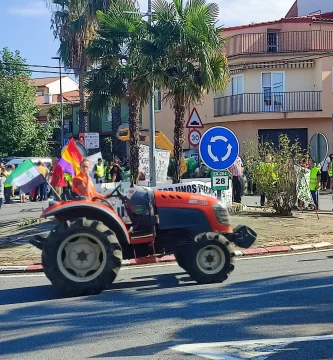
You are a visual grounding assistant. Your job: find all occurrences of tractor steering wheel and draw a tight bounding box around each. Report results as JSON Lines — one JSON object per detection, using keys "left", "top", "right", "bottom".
{"left": 105, "top": 182, "right": 123, "bottom": 199}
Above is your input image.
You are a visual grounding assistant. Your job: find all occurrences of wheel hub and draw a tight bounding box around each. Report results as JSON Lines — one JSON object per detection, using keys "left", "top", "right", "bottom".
{"left": 196, "top": 245, "right": 226, "bottom": 275}
{"left": 57, "top": 234, "right": 107, "bottom": 282}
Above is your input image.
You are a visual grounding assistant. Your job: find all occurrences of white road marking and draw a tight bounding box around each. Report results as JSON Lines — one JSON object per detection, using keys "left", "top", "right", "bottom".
{"left": 170, "top": 335, "right": 333, "bottom": 360}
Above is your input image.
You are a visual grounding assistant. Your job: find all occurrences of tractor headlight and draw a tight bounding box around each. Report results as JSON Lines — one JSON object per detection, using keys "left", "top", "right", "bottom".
{"left": 213, "top": 203, "right": 231, "bottom": 226}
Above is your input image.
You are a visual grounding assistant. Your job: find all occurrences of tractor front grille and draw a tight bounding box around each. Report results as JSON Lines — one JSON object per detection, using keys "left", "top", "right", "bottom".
{"left": 213, "top": 203, "right": 231, "bottom": 226}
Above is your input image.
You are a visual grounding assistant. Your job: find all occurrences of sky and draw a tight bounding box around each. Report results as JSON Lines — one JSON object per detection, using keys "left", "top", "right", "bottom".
{"left": 0, "top": 0, "right": 294, "bottom": 79}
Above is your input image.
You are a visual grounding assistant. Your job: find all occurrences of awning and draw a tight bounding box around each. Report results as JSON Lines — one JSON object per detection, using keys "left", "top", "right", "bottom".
{"left": 230, "top": 60, "right": 314, "bottom": 74}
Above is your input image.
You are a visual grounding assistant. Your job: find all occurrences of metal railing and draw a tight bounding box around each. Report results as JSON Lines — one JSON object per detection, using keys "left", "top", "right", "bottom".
{"left": 214, "top": 91, "right": 322, "bottom": 116}
{"left": 225, "top": 30, "right": 333, "bottom": 57}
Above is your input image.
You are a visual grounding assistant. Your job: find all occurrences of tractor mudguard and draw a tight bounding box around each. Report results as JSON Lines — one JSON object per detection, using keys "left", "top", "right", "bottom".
{"left": 42, "top": 201, "right": 130, "bottom": 245}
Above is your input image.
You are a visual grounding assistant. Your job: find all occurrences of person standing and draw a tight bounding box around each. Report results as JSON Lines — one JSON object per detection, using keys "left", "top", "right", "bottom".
{"left": 228, "top": 155, "right": 243, "bottom": 204}
{"left": 260, "top": 155, "right": 277, "bottom": 207}
{"left": 111, "top": 160, "right": 123, "bottom": 183}
{"left": 320, "top": 155, "right": 330, "bottom": 190}
{"left": 4, "top": 165, "right": 13, "bottom": 204}
{"left": 0, "top": 169, "right": 5, "bottom": 210}
{"left": 104, "top": 161, "right": 112, "bottom": 183}
{"left": 33, "top": 161, "right": 48, "bottom": 201}
{"left": 309, "top": 159, "right": 321, "bottom": 209}
{"left": 93, "top": 158, "right": 104, "bottom": 184}
{"left": 50, "top": 158, "right": 66, "bottom": 199}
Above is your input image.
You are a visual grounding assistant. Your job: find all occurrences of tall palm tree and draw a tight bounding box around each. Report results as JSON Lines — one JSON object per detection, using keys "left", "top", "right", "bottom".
{"left": 151, "top": 0, "right": 229, "bottom": 183}
{"left": 46, "top": 0, "right": 112, "bottom": 132}
{"left": 85, "top": 0, "right": 155, "bottom": 183}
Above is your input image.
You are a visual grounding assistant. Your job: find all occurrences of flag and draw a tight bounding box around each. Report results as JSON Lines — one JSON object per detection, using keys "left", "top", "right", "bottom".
{"left": 59, "top": 138, "right": 83, "bottom": 176}
{"left": 4, "top": 160, "right": 45, "bottom": 194}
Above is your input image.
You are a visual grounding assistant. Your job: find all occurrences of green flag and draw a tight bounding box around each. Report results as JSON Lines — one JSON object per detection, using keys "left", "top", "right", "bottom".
{"left": 4, "top": 160, "right": 45, "bottom": 193}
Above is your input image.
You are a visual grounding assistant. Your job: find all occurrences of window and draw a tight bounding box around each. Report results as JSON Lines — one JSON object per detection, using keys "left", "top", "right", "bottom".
{"left": 154, "top": 90, "right": 162, "bottom": 112}
{"left": 262, "top": 72, "right": 284, "bottom": 111}
{"left": 231, "top": 75, "right": 244, "bottom": 114}
{"left": 106, "top": 107, "right": 112, "bottom": 122}
{"left": 267, "top": 32, "right": 279, "bottom": 53}
{"left": 231, "top": 75, "right": 244, "bottom": 95}
{"left": 36, "top": 91, "right": 43, "bottom": 96}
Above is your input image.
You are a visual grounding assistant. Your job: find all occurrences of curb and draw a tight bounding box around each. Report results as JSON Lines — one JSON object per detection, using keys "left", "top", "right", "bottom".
{"left": 0, "top": 241, "right": 333, "bottom": 274}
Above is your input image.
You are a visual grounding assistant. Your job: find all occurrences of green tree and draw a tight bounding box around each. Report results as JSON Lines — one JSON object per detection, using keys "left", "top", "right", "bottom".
{"left": 151, "top": 0, "right": 229, "bottom": 183}
{"left": 46, "top": 0, "right": 112, "bottom": 132}
{"left": 243, "top": 134, "right": 304, "bottom": 216}
{"left": 0, "top": 48, "right": 39, "bottom": 156}
{"left": 85, "top": 0, "right": 153, "bottom": 183}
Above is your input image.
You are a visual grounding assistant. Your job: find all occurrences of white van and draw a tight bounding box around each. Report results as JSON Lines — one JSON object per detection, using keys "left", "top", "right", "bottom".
{"left": 5, "top": 157, "right": 52, "bottom": 170}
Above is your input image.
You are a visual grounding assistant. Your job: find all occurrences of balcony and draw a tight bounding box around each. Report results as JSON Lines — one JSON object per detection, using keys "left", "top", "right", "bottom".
{"left": 214, "top": 91, "right": 322, "bottom": 117}
{"left": 224, "top": 30, "right": 333, "bottom": 57}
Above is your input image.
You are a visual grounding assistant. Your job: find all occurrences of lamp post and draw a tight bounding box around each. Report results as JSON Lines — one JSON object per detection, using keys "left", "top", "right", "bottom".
{"left": 51, "top": 57, "right": 64, "bottom": 147}
{"left": 147, "top": 0, "right": 156, "bottom": 186}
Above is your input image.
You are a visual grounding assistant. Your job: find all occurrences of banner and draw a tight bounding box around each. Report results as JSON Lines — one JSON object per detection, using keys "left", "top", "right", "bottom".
{"left": 139, "top": 145, "right": 170, "bottom": 183}
{"left": 295, "top": 165, "right": 314, "bottom": 205}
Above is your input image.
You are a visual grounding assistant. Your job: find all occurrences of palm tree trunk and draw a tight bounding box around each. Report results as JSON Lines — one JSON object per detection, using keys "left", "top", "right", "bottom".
{"left": 78, "top": 67, "right": 88, "bottom": 133}
{"left": 111, "top": 103, "right": 123, "bottom": 159}
{"left": 173, "top": 96, "right": 186, "bottom": 184}
{"left": 128, "top": 97, "right": 140, "bottom": 185}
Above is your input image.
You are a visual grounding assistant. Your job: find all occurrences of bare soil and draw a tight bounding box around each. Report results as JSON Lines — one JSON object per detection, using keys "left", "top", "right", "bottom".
{"left": 231, "top": 209, "right": 333, "bottom": 248}
{"left": 0, "top": 210, "right": 333, "bottom": 266}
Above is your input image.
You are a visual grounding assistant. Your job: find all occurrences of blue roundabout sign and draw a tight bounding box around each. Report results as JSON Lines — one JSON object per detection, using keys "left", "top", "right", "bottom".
{"left": 199, "top": 126, "right": 239, "bottom": 171}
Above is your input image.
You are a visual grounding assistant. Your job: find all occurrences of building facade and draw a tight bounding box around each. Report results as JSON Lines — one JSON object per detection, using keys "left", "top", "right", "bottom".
{"left": 141, "top": 12, "right": 333, "bottom": 153}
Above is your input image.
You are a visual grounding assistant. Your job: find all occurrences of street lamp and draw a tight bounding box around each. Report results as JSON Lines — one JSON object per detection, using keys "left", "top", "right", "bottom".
{"left": 51, "top": 57, "right": 64, "bottom": 147}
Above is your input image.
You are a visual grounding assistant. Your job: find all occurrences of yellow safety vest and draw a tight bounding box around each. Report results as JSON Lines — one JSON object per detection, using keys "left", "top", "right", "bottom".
{"left": 4, "top": 171, "right": 12, "bottom": 187}
{"left": 95, "top": 164, "right": 104, "bottom": 177}
{"left": 329, "top": 166, "right": 333, "bottom": 177}
{"left": 309, "top": 167, "right": 320, "bottom": 191}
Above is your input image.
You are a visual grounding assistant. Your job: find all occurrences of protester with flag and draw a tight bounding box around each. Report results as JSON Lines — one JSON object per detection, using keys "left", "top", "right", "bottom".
{"left": 4, "top": 160, "right": 45, "bottom": 197}
{"left": 58, "top": 138, "right": 83, "bottom": 176}
{"left": 50, "top": 158, "right": 66, "bottom": 199}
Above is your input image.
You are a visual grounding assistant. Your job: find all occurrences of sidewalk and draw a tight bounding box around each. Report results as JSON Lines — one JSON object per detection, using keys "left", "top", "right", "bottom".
{"left": 1, "top": 240, "right": 332, "bottom": 274}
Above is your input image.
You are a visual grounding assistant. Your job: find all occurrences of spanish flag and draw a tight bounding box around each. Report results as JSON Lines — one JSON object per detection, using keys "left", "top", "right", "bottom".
{"left": 58, "top": 138, "right": 83, "bottom": 176}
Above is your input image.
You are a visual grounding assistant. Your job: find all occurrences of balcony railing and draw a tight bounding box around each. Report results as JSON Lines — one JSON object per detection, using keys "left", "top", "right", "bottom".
{"left": 225, "top": 30, "right": 333, "bottom": 57}
{"left": 214, "top": 91, "right": 322, "bottom": 117}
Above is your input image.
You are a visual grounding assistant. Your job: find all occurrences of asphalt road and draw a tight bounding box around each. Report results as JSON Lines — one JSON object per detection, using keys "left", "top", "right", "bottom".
{"left": 0, "top": 250, "right": 332, "bottom": 359}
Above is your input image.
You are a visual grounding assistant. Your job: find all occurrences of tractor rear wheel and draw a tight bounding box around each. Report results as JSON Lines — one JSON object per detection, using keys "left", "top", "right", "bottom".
{"left": 42, "top": 218, "right": 122, "bottom": 297}
{"left": 184, "top": 232, "right": 235, "bottom": 284}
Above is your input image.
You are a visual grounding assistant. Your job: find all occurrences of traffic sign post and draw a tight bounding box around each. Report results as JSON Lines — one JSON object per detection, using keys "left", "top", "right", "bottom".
{"left": 188, "top": 129, "right": 201, "bottom": 147}
{"left": 309, "top": 132, "right": 328, "bottom": 164}
{"left": 309, "top": 132, "right": 328, "bottom": 211}
{"left": 211, "top": 171, "right": 229, "bottom": 191}
{"left": 199, "top": 126, "right": 239, "bottom": 200}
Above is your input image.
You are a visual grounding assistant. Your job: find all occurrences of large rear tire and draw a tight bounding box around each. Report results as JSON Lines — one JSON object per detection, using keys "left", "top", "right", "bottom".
{"left": 184, "top": 232, "right": 235, "bottom": 284}
{"left": 42, "top": 218, "right": 122, "bottom": 297}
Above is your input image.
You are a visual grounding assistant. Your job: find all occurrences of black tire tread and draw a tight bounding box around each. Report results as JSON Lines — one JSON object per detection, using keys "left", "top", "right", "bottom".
{"left": 42, "top": 217, "right": 122, "bottom": 297}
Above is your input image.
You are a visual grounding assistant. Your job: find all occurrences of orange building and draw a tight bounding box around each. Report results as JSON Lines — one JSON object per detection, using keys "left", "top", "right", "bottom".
{"left": 141, "top": 11, "right": 333, "bottom": 152}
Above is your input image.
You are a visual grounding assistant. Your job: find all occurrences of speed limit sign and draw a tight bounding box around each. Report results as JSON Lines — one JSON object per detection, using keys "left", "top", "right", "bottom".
{"left": 188, "top": 129, "right": 201, "bottom": 147}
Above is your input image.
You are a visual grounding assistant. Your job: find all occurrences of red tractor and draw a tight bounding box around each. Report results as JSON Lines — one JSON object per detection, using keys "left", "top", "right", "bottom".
{"left": 30, "top": 184, "right": 256, "bottom": 297}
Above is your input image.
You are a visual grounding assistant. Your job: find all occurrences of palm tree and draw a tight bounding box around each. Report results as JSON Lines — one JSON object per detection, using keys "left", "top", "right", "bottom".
{"left": 85, "top": 0, "right": 155, "bottom": 183}
{"left": 151, "top": 0, "right": 229, "bottom": 183}
{"left": 46, "top": 0, "right": 112, "bottom": 132}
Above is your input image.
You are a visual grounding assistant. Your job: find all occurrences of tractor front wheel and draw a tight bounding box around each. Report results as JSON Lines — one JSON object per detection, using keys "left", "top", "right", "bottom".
{"left": 42, "top": 218, "right": 122, "bottom": 297}
{"left": 185, "top": 232, "right": 235, "bottom": 284}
